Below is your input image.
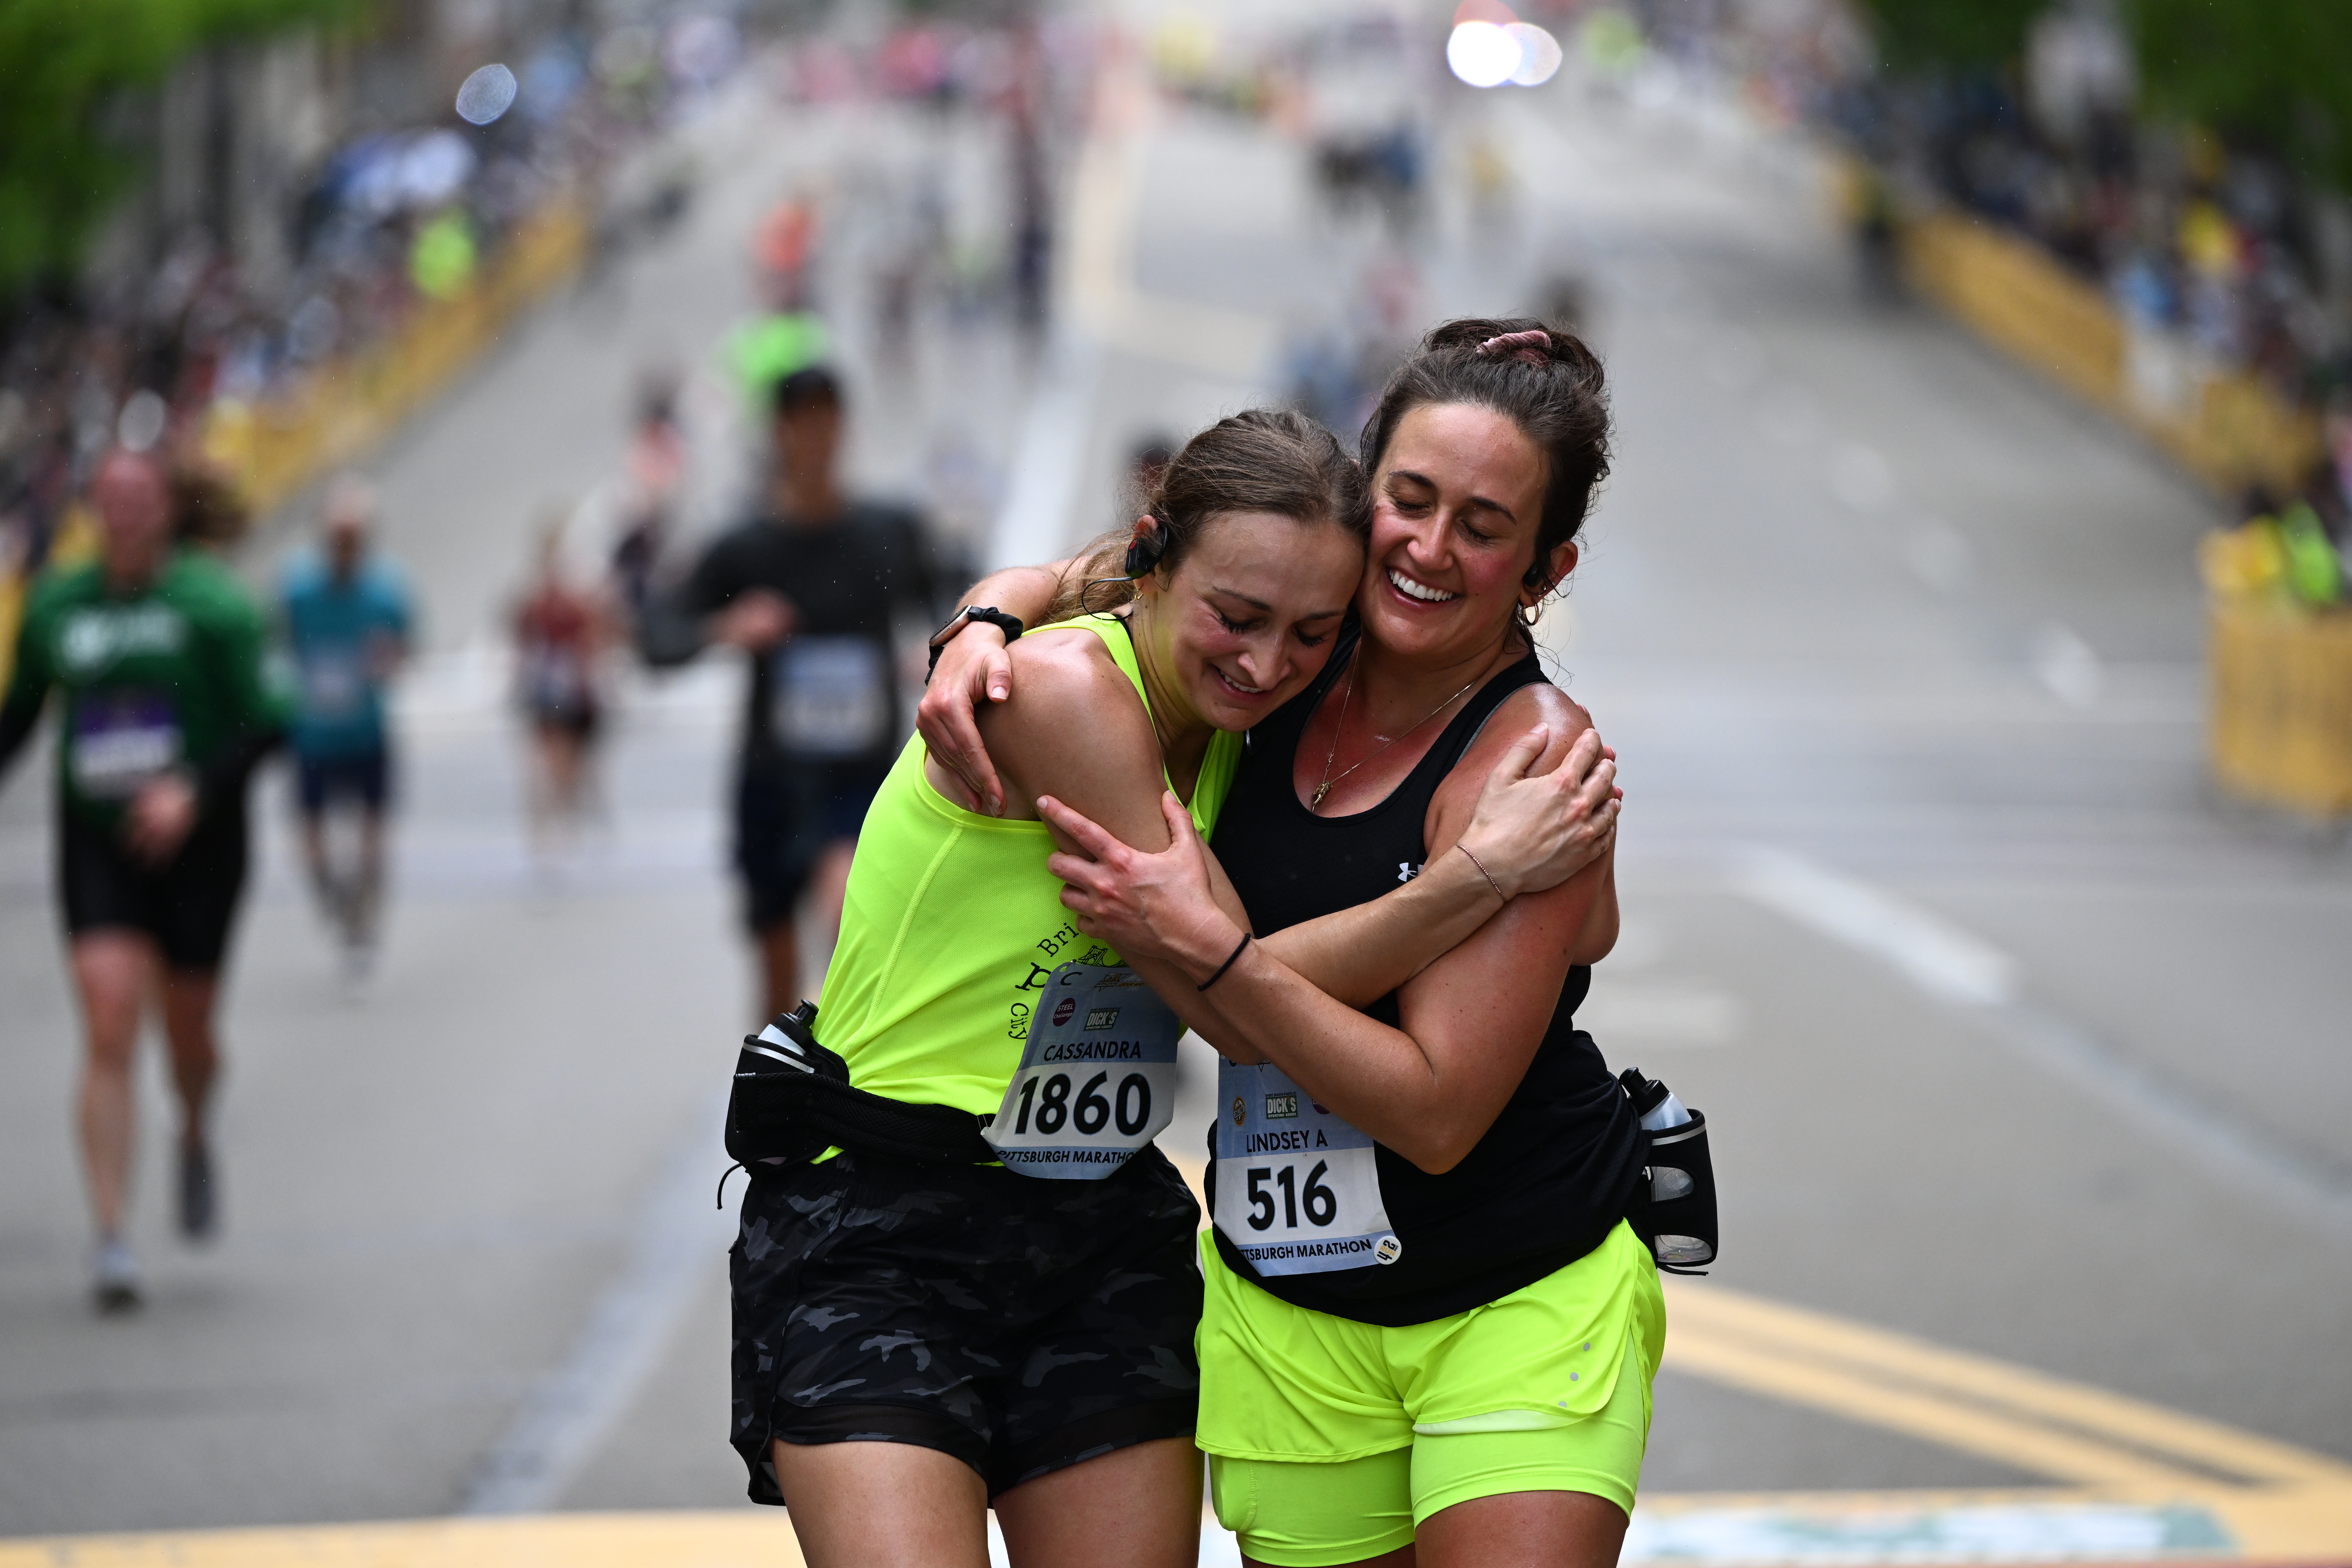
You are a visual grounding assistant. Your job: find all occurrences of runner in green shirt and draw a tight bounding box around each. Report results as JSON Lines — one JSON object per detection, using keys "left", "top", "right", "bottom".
{"left": 0, "top": 450, "right": 288, "bottom": 1312}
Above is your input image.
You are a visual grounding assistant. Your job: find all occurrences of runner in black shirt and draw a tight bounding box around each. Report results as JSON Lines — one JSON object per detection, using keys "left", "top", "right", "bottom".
{"left": 640, "top": 365, "right": 951, "bottom": 1014}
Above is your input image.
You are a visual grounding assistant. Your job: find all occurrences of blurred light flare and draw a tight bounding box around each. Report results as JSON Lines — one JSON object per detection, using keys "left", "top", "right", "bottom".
{"left": 116, "top": 390, "right": 167, "bottom": 453}
{"left": 1447, "top": 18, "right": 1559, "bottom": 89}
{"left": 1448, "top": 21, "right": 1521, "bottom": 88}
{"left": 456, "top": 63, "right": 518, "bottom": 125}
{"left": 1507, "top": 24, "right": 1563, "bottom": 86}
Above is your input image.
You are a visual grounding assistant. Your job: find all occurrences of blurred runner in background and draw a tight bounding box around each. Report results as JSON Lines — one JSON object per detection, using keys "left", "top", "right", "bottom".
{"left": 0, "top": 450, "right": 286, "bottom": 1311}
{"left": 640, "top": 363, "right": 950, "bottom": 1018}
{"left": 279, "top": 476, "right": 412, "bottom": 976}
{"left": 514, "top": 518, "right": 613, "bottom": 853}
{"left": 729, "top": 195, "right": 830, "bottom": 432}
{"left": 610, "top": 366, "right": 686, "bottom": 628}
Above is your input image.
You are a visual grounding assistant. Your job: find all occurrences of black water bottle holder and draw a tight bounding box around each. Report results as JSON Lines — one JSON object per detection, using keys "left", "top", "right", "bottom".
{"left": 1638, "top": 1109, "right": 1717, "bottom": 1275}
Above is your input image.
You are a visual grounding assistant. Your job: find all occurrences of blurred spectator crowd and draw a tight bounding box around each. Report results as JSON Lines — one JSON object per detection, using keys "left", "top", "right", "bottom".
{"left": 0, "top": 8, "right": 747, "bottom": 590}
{"left": 1822, "top": 8, "right": 2350, "bottom": 429}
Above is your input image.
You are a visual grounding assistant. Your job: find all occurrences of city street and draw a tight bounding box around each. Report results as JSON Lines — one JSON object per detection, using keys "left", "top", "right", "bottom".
{"left": 2, "top": 14, "right": 2349, "bottom": 1564}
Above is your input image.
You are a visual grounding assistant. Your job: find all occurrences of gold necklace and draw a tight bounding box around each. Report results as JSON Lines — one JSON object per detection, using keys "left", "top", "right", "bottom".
{"left": 1310, "top": 653, "right": 1485, "bottom": 809}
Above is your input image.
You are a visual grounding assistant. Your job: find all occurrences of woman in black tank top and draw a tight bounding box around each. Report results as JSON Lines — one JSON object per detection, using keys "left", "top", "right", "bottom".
{"left": 1203, "top": 618, "right": 1640, "bottom": 1323}
{"left": 927, "top": 319, "right": 1655, "bottom": 1567}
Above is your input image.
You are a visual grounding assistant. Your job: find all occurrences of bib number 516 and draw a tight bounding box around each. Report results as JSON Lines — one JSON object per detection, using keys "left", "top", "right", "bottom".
{"left": 1245, "top": 1159, "right": 1339, "bottom": 1230}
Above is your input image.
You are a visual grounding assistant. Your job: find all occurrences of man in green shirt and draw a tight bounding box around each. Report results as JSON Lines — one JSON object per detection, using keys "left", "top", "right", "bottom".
{"left": 0, "top": 450, "right": 288, "bottom": 1312}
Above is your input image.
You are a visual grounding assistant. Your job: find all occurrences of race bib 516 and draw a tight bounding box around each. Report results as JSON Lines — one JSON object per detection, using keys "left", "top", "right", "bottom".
{"left": 984, "top": 963, "right": 1178, "bottom": 1179}
{"left": 1214, "top": 1059, "right": 1399, "bottom": 1274}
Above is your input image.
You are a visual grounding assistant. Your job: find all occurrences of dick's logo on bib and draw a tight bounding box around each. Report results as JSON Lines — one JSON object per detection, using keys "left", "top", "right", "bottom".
{"left": 984, "top": 963, "right": 1178, "bottom": 1179}
{"left": 1213, "top": 1059, "right": 1399, "bottom": 1274}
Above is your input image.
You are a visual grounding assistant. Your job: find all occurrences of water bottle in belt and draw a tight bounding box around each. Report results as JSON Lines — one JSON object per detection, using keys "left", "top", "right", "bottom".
{"left": 1620, "top": 1067, "right": 1718, "bottom": 1273}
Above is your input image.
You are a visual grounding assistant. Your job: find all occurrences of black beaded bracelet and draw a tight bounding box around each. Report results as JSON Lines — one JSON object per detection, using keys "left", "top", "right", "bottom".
{"left": 1197, "top": 932, "right": 1253, "bottom": 992}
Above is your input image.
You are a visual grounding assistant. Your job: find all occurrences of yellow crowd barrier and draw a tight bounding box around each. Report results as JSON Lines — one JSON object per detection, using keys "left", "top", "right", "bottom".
{"left": 201, "top": 195, "right": 592, "bottom": 518}
{"left": 2208, "top": 601, "right": 2352, "bottom": 819}
{"left": 1890, "top": 205, "right": 2323, "bottom": 500}
{"left": 0, "top": 198, "right": 588, "bottom": 696}
{"left": 1846, "top": 163, "right": 2344, "bottom": 819}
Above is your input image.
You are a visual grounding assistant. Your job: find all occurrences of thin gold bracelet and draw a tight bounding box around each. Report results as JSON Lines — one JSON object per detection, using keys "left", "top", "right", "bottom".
{"left": 1457, "top": 843, "right": 1507, "bottom": 903}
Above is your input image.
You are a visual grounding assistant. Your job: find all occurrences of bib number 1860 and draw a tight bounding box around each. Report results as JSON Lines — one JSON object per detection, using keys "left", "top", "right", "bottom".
{"left": 984, "top": 963, "right": 1178, "bottom": 1179}
{"left": 1010, "top": 1067, "right": 1156, "bottom": 1139}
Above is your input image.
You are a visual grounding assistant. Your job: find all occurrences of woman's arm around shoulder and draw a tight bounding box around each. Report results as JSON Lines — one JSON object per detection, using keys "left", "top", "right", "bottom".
{"left": 1373, "top": 684, "right": 1618, "bottom": 1158}
{"left": 957, "top": 626, "right": 1261, "bottom": 1038}
{"left": 915, "top": 556, "right": 1080, "bottom": 815}
{"left": 933, "top": 626, "right": 1167, "bottom": 849}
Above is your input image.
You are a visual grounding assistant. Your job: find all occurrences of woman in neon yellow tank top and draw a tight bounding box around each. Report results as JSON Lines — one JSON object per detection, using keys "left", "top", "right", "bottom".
{"left": 730, "top": 410, "right": 1624, "bottom": 1568}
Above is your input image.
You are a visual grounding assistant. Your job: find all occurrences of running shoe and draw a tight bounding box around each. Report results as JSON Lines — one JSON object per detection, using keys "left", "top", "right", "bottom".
{"left": 178, "top": 1136, "right": 216, "bottom": 1242}
{"left": 92, "top": 1238, "right": 142, "bottom": 1314}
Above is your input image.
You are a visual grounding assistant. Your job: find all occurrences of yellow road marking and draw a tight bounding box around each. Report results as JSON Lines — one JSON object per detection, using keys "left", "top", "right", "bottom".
{"left": 9, "top": 1282, "right": 2350, "bottom": 1565}
{"left": 0, "top": 1512, "right": 800, "bottom": 1568}
{"left": 1664, "top": 1282, "right": 2352, "bottom": 1489}
{"left": 1665, "top": 1321, "right": 2219, "bottom": 1487}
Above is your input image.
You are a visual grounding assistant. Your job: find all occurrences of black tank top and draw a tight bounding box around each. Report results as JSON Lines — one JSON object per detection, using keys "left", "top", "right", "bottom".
{"left": 1207, "top": 628, "right": 1646, "bottom": 1325}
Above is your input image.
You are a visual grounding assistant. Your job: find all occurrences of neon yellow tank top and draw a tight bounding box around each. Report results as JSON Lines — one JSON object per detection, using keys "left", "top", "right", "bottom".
{"left": 814, "top": 613, "right": 1241, "bottom": 1114}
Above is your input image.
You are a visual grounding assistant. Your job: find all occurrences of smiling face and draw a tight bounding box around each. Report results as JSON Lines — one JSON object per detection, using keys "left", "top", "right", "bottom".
{"left": 1133, "top": 509, "right": 1364, "bottom": 733}
{"left": 1361, "top": 402, "right": 1576, "bottom": 666}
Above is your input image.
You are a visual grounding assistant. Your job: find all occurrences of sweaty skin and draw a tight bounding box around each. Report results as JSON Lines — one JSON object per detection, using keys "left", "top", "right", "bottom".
{"left": 922, "top": 403, "right": 1625, "bottom": 1173}
{"left": 931, "top": 516, "right": 1623, "bottom": 1014}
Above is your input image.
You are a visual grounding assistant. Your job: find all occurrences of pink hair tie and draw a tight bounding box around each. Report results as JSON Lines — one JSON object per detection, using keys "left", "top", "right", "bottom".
{"left": 1476, "top": 329, "right": 1553, "bottom": 367}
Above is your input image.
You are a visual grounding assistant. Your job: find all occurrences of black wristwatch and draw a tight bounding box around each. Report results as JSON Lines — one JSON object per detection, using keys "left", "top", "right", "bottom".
{"left": 925, "top": 606, "right": 1025, "bottom": 679}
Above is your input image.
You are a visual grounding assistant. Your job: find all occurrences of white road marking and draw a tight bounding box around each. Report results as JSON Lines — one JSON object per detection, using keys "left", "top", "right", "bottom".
{"left": 17, "top": 1276, "right": 2352, "bottom": 1563}
{"left": 988, "top": 335, "right": 1104, "bottom": 570}
{"left": 456, "top": 1091, "right": 733, "bottom": 1514}
{"left": 1625, "top": 1498, "right": 2232, "bottom": 1565}
{"left": 1577, "top": 983, "right": 1746, "bottom": 1046}
{"left": 1732, "top": 848, "right": 2352, "bottom": 1236}
{"left": 1732, "top": 847, "right": 2022, "bottom": 1008}
{"left": 1828, "top": 442, "right": 1896, "bottom": 512}
{"left": 2031, "top": 625, "right": 2105, "bottom": 709}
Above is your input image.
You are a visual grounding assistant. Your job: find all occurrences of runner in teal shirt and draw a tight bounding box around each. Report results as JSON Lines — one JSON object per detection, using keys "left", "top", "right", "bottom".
{"left": 278, "top": 477, "right": 411, "bottom": 963}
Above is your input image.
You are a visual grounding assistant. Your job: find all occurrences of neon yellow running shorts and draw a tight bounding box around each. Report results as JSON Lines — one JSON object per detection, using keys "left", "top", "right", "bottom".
{"left": 1198, "top": 1221, "right": 1665, "bottom": 1567}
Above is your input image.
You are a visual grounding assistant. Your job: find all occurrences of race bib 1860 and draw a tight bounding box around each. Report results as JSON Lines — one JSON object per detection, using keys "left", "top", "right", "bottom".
{"left": 773, "top": 637, "right": 890, "bottom": 757}
{"left": 1213, "top": 1059, "right": 1399, "bottom": 1274}
{"left": 983, "top": 963, "right": 1178, "bottom": 1179}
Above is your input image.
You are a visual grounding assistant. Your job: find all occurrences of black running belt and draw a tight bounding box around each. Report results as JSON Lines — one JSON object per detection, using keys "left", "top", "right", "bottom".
{"left": 727, "top": 1068, "right": 996, "bottom": 1167}
{"left": 725, "top": 1002, "right": 997, "bottom": 1168}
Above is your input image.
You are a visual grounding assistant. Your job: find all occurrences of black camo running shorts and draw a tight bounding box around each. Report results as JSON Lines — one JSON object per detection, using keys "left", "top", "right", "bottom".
{"left": 729, "top": 1143, "right": 1204, "bottom": 1503}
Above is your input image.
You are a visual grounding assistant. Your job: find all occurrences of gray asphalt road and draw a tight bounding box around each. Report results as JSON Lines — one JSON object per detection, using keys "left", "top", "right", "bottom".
{"left": 1067, "top": 56, "right": 2352, "bottom": 1489}
{"left": 0, "top": 70, "right": 1037, "bottom": 1532}
{"left": 3, "top": 24, "right": 2348, "bottom": 1543}
{"left": 1505, "top": 82, "right": 2352, "bottom": 1478}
